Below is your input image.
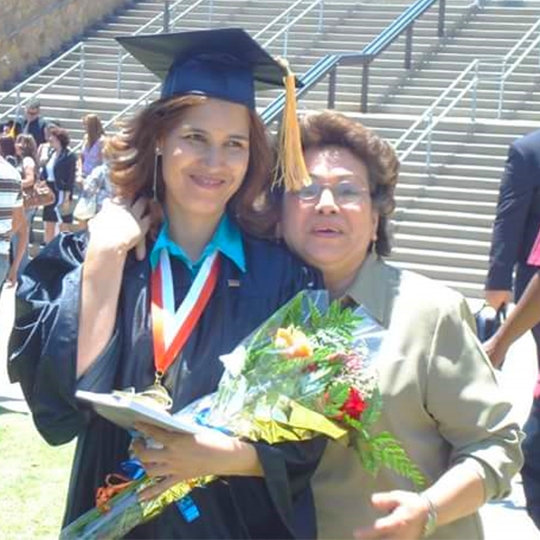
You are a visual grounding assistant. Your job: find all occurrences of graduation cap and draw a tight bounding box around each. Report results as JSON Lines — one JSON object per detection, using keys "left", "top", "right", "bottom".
{"left": 116, "top": 28, "right": 309, "bottom": 191}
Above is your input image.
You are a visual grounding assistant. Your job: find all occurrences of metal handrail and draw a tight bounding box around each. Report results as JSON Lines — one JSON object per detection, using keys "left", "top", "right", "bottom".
{"left": 400, "top": 76, "right": 478, "bottom": 167}
{"left": 0, "top": 45, "right": 85, "bottom": 126}
{"left": 395, "top": 59, "right": 479, "bottom": 150}
{"left": 262, "top": 0, "right": 447, "bottom": 122}
{"left": 255, "top": 0, "right": 308, "bottom": 38}
{"left": 116, "top": 0, "right": 196, "bottom": 97}
{"left": 0, "top": 42, "right": 83, "bottom": 109}
{"left": 395, "top": 14, "right": 540, "bottom": 166}
{"left": 134, "top": 0, "right": 187, "bottom": 36}
{"left": 395, "top": 58, "right": 479, "bottom": 167}
{"left": 73, "top": 84, "right": 159, "bottom": 153}
{"left": 261, "top": 0, "right": 324, "bottom": 56}
{"left": 502, "top": 17, "right": 540, "bottom": 65}
{"left": 261, "top": 54, "right": 340, "bottom": 124}
{"left": 116, "top": 0, "right": 325, "bottom": 104}
{"left": 497, "top": 30, "right": 540, "bottom": 118}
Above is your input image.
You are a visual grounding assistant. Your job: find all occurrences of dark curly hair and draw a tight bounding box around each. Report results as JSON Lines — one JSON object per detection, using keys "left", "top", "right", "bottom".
{"left": 296, "top": 110, "right": 399, "bottom": 257}
{"left": 49, "top": 126, "right": 70, "bottom": 149}
{"left": 105, "top": 94, "right": 277, "bottom": 238}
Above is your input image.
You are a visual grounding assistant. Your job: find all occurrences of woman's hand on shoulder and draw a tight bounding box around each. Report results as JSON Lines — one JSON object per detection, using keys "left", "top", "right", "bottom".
{"left": 88, "top": 197, "right": 151, "bottom": 260}
{"left": 354, "top": 491, "right": 428, "bottom": 540}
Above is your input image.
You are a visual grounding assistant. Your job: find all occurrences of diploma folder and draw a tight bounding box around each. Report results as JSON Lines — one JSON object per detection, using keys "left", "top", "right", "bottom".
{"left": 76, "top": 390, "right": 200, "bottom": 434}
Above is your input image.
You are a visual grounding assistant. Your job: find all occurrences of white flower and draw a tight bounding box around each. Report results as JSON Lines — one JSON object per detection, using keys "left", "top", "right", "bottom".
{"left": 220, "top": 345, "right": 247, "bottom": 377}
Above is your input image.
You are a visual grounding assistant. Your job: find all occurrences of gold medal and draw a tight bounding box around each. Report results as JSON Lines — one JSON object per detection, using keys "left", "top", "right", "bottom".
{"left": 138, "top": 371, "right": 173, "bottom": 411}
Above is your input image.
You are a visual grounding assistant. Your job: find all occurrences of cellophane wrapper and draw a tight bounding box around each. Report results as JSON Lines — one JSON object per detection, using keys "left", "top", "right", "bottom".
{"left": 61, "top": 290, "right": 423, "bottom": 539}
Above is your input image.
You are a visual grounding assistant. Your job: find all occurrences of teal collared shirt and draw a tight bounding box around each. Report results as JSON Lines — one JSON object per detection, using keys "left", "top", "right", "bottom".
{"left": 150, "top": 215, "right": 246, "bottom": 276}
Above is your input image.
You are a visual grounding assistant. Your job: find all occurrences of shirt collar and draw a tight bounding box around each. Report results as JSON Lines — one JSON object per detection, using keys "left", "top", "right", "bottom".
{"left": 150, "top": 214, "right": 246, "bottom": 275}
{"left": 343, "top": 252, "right": 394, "bottom": 327}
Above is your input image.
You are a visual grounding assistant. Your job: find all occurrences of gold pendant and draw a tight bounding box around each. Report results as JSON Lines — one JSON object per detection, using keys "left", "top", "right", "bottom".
{"left": 138, "top": 371, "right": 173, "bottom": 411}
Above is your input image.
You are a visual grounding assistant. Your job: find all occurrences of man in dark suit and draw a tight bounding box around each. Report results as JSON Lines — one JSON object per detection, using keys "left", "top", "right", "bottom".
{"left": 485, "top": 128, "right": 540, "bottom": 529}
{"left": 16, "top": 99, "right": 48, "bottom": 146}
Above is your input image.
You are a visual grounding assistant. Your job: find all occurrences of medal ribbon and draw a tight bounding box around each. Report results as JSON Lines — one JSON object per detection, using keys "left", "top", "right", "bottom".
{"left": 151, "top": 250, "right": 220, "bottom": 377}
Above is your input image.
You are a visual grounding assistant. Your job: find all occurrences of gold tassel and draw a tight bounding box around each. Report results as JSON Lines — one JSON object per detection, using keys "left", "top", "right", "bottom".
{"left": 7, "top": 124, "right": 16, "bottom": 139}
{"left": 273, "top": 58, "right": 311, "bottom": 192}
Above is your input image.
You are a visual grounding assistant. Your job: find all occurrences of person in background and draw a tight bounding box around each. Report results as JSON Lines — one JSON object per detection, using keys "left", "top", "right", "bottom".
{"left": 16, "top": 99, "right": 49, "bottom": 146}
{"left": 36, "top": 120, "right": 61, "bottom": 170}
{"left": 0, "top": 134, "right": 17, "bottom": 167}
{"left": 8, "top": 134, "right": 39, "bottom": 282}
{"left": 484, "top": 128, "right": 540, "bottom": 532}
{"left": 278, "top": 110, "right": 523, "bottom": 540}
{"left": 79, "top": 114, "right": 105, "bottom": 182}
{"left": 74, "top": 160, "right": 113, "bottom": 229}
{"left": 1, "top": 119, "right": 18, "bottom": 139}
{"left": 8, "top": 29, "right": 324, "bottom": 539}
{"left": 484, "top": 268, "right": 540, "bottom": 531}
{"left": 41, "top": 126, "right": 77, "bottom": 242}
{"left": 0, "top": 154, "right": 23, "bottom": 292}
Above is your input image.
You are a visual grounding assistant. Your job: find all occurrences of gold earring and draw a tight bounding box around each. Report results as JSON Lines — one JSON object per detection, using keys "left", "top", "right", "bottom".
{"left": 153, "top": 152, "right": 159, "bottom": 201}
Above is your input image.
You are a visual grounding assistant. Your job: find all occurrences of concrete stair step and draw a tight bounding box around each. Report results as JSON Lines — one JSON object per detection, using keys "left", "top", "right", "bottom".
{"left": 396, "top": 184, "right": 497, "bottom": 202}
{"left": 394, "top": 233, "right": 490, "bottom": 254}
{"left": 391, "top": 246, "right": 488, "bottom": 269}
{"left": 385, "top": 259, "right": 487, "bottom": 285}
{"left": 377, "top": 102, "right": 538, "bottom": 118}
{"left": 399, "top": 162, "right": 502, "bottom": 179}
{"left": 393, "top": 207, "right": 494, "bottom": 228}
{"left": 392, "top": 220, "right": 492, "bottom": 242}
{"left": 397, "top": 172, "right": 502, "bottom": 191}
{"left": 403, "top": 150, "right": 505, "bottom": 169}
{"left": 395, "top": 195, "right": 496, "bottom": 215}
{"left": 400, "top": 141, "right": 511, "bottom": 156}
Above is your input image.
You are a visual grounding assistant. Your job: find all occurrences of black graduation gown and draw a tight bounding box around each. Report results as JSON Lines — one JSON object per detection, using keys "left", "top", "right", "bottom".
{"left": 8, "top": 232, "right": 326, "bottom": 539}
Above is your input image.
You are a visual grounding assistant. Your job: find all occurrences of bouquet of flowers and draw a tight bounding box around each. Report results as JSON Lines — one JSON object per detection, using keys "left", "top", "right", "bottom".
{"left": 61, "top": 291, "right": 424, "bottom": 539}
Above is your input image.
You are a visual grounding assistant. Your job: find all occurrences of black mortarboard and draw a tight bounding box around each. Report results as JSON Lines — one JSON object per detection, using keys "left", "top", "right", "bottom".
{"left": 116, "top": 28, "right": 298, "bottom": 110}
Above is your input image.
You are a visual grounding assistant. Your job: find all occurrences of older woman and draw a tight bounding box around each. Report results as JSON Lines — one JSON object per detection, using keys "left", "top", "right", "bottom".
{"left": 279, "top": 110, "right": 523, "bottom": 539}
{"left": 8, "top": 29, "right": 323, "bottom": 539}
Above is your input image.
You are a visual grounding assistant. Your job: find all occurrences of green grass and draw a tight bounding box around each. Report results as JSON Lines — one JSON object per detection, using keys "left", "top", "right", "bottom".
{"left": 0, "top": 411, "right": 75, "bottom": 539}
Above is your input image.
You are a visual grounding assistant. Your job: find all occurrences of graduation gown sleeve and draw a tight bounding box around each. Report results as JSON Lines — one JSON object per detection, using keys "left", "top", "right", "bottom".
{"left": 8, "top": 232, "right": 122, "bottom": 445}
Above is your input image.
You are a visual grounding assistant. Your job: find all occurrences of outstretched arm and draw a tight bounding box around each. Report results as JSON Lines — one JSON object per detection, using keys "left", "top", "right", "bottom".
{"left": 484, "top": 270, "right": 540, "bottom": 368}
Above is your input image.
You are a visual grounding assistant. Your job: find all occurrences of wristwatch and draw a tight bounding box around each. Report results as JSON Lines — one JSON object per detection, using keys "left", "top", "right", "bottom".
{"left": 420, "top": 493, "right": 438, "bottom": 538}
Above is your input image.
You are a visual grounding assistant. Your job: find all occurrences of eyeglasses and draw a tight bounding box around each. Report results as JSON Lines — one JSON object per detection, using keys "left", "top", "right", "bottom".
{"left": 293, "top": 181, "right": 370, "bottom": 205}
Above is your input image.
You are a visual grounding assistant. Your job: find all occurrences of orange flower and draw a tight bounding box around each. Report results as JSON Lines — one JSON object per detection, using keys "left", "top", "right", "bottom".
{"left": 274, "top": 326, "right": 313, "bottom": 358}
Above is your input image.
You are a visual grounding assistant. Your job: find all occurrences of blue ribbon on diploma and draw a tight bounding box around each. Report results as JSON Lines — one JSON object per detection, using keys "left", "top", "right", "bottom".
{"left": 120, "top": 457, "right": 201, "bottom": 523}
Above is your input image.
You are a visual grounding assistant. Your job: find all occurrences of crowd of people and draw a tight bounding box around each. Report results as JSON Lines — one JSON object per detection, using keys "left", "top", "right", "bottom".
{"left": 1, "top": 26, "right": 539, "bottom": 539}
{"left": 0, "top": 101, "right": 112, "bottom": 290}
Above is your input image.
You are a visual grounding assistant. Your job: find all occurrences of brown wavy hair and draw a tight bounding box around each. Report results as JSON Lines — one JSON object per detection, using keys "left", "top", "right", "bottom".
{"left": 295, "top": 110, "right": 399, "bottom": 257}
{"left": 49, "top": 126, "right": 70, "bottom": 149}
{"left": 15, "top": 133, "right": 38, "bottom": 162}
{"left": 106, "top": 94, "right": 276, "bottom": 237}
{"left": 83, "top": 114, "right": 105, "bottom": 149}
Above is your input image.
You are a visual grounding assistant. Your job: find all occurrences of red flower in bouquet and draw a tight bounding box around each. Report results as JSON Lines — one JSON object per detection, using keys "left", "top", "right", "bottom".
{"left": 339, "top": 387, "right": 367, "bottom": 420}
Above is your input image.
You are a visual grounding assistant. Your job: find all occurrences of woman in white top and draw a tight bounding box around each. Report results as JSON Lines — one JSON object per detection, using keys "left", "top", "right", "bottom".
{"left": 8, "top": 134, "right": 38, "bottom": 282}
